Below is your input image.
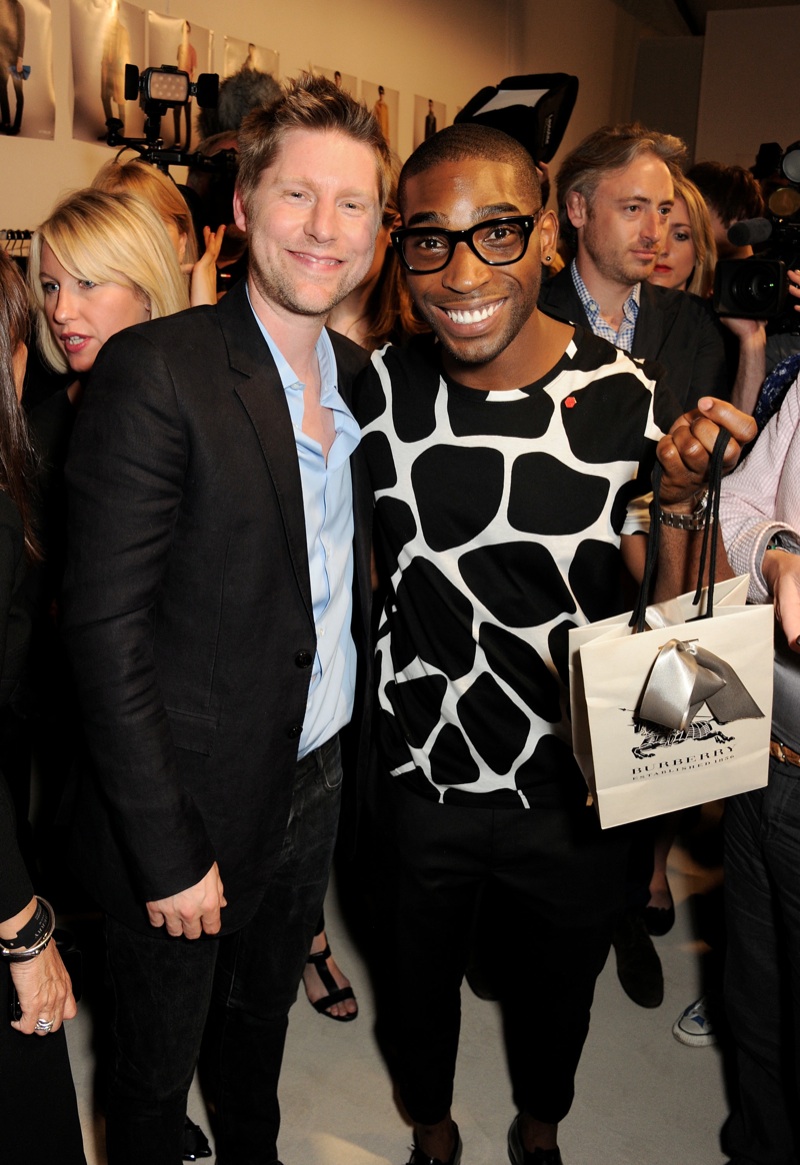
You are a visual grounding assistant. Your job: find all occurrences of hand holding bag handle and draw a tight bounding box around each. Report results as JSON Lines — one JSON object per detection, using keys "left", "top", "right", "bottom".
{"left": 630, "top": 427, "right": 764, "bottom": 732}
{"left": 631, "top": 426, "right": 731, "bottom": 634}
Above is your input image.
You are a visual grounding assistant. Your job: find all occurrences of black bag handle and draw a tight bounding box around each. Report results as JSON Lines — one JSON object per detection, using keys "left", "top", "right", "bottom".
{"left": 630, "top": 427, "right": 731, "bottom": 634}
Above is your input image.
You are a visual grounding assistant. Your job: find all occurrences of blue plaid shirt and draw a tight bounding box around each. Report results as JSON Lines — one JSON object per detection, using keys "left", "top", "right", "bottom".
{"left": 570, "top": 259, "right": 640, "bottom": 353}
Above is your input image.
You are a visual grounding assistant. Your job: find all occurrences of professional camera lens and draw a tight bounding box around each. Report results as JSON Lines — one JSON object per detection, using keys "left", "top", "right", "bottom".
{"left": 769, "top": 187, "right": 800, "bottom": 218}
{"left": 730, "top": 261, "right": 780, "bottom": 312}
{"left": 781, "top": 140, "right": 800, "bottom": 185}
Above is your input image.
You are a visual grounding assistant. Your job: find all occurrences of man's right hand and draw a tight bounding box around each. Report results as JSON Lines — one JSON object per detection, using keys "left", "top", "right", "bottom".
{"left": 146, "top": 862, "right": 226, "bottom": 939}
{"left": 656, "top": 396, "right": 756, "bottom": 508}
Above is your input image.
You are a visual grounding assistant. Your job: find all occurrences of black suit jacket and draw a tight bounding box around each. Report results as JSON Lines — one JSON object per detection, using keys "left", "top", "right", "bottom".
{"left": 539, "top": 268, "right": 730, "bottom": 431}
{"left": 62, "top": 280, "right": 372, "bottom": 933}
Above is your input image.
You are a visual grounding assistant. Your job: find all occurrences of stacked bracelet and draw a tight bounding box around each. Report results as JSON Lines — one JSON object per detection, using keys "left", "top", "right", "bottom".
{"left": 659, "top": 489, "right": 709, "bottom": 531}
{"left": 0, "top": 897, "right": 56, "bottom": 962}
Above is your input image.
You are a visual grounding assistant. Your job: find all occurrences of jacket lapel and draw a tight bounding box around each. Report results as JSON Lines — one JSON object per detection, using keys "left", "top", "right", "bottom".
{"left": 217, "top": 282, "right": 313, "bottom": 622}
{"left": 631, "top": 282, "right": 677, "bottom": 364}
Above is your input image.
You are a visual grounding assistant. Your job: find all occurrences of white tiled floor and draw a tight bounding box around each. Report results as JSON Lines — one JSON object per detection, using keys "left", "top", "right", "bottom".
{"left": 67, "top": 826, "right": 732, "bottom": 1165}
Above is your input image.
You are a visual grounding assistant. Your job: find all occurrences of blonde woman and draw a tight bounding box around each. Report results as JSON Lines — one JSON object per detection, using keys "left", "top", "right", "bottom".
{"left": 27, "top": 188, "right": 189, "bottom": 638}
{"left": 648, "top": 172, "right": 717, "bottom": 298}
{"left": 29, "top": 187, "right": 189, "bottom": 390}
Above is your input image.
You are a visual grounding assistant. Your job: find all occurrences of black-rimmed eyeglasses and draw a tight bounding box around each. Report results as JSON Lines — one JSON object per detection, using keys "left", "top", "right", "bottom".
{"left": 391, "top": 211, "right": 542, "bottom": 274}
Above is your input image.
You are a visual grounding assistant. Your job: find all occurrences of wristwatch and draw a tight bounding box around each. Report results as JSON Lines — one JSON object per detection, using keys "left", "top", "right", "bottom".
{"left": 766, "top": 533, "right": 800, "bottom": 554}
{"left": 659, "top": 489, "right": 709, "bottom": 531}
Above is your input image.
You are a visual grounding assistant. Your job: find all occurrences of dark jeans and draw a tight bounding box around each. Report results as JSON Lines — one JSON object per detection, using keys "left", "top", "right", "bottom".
{"left": 104, "top": 735, "right": 343, "bottom": 1165}
{"left": 379, "top": 778, "right": 627, "bottom": 1126}
{"left": 723, "top": 760, "right": 800, "bottom": 1165}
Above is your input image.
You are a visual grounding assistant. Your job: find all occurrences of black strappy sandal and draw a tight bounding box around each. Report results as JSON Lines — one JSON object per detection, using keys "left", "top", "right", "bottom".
{"left": 305, "top": 942, "right": 358, "bottom": 1022}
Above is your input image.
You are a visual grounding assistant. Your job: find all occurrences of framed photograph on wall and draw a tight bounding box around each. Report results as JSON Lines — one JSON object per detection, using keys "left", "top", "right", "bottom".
{"left": 70, "top": 0, "right": 145, "bottom": 144}
{"left": 314, "top": 65, "right": 357, "bottom": 95}
{"left": 147, "top": 12, "right": 212, "bottom": 151}
{"left": 413, "top": 94, "right": 444, "bottom": 148}
{"left": 1, "top": 0, "right": 56, "bottom": 140}
{"left": 221, "top": 36, "right": 278, "bottom": 80}
{"left": 362, "top": 79, "right": 397, "bottom": 150}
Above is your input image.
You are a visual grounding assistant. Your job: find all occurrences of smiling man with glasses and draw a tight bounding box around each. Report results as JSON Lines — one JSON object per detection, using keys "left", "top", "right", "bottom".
{"left": 354, "top": 122, "right": 754, "bottom": 1165}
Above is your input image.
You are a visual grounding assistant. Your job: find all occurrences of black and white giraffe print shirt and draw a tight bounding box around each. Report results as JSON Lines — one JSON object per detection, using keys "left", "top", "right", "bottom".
{"left": 357, "top": 327, "right": 665, "bottom": 808}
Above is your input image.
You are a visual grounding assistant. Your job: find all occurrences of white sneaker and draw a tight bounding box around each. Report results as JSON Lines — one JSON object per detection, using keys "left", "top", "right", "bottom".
{"left": 672, "top": 995, "right": 716, "bottom": 1047}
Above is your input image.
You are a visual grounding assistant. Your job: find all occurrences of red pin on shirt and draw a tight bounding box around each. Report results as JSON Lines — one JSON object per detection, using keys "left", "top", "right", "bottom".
{"left": 564, "top": 396, "right": 577, "bottom": 409}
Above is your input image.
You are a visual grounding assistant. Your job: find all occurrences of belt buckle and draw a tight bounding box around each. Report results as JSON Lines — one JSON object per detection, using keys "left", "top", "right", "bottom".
{"left": 772, "top": 739, "right": 800, "bottom": 769}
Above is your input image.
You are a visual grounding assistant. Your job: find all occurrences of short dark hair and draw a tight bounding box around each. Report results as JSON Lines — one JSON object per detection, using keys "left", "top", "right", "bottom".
{"left": 556, "top": 122, "right": 686, "bottom": 250}
{"left": 686, "top": 161, "right": 765, "bottom": 227}
{"left": 236, "top": 72, "right": 391, "bottom": 215}
{"left": 397, "top": 123, "right": 541, "bottom": 219}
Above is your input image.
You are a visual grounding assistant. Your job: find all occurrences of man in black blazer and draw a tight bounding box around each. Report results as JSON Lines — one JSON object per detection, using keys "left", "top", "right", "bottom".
{"left": 539, "top": 123, "right": 731, "bottom": 433}
{"left": 62, "top": 75, "right": 390, "bottom": 1165}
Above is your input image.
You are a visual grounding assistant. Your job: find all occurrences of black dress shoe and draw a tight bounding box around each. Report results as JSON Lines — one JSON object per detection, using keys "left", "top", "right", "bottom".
{"left": 406, "top": 1121, "right": 462, "bottom": 1165}
{"left": 508, "top": 1115, "right": 563, "bottom": 1164}
{"left": 611, "top": 909, "right": 664, "bottom": 1008}
{"left": 182, "top": 1116, "right": 212, "bottom": 1160}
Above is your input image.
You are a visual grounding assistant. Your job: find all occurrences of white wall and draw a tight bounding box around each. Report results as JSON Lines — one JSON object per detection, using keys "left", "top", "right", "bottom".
{"left": 631, "top": 36, "right": 705, "bottom": 162}
{"left": 521, "top": 0, "right": 657, "bottom": 162}
{"left": 695, "top": 5, "right": 800, "bottom": 167}
{"left": 0, "top": 0, "right": 658, "bottom": 229}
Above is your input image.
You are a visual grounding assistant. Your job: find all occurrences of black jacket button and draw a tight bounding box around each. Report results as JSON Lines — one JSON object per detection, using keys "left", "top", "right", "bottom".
{"left": 288, "top": 725, "right": 302, "bottom": 739}
{"left": 295, "top": 650, "right": 313, "bottom": 668}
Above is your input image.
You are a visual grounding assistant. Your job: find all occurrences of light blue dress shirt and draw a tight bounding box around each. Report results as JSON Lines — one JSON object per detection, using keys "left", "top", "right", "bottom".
{"left": 570, "top": 259, "right": 640, "bottom": 353}
{"left": 248, "top": 290, "right": 361, "bottom": 758}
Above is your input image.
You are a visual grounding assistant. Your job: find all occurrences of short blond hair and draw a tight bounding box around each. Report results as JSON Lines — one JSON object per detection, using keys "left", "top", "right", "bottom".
{"left": 92, "top": 156, "right": 199, "bottom": 264}
{"left": 29, "top": 189, "right": 190, "bottom": 374}
{"left": 236, "top": 72, "right": 391, "bottom": 219}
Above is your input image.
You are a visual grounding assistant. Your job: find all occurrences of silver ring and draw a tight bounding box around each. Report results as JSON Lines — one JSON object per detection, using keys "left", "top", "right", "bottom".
{"left": 34, "top": 1017, "right": 54, "bottom": 1033}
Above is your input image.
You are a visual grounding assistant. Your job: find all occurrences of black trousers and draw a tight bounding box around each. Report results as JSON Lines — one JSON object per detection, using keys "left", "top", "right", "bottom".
{"left": 723, "top": 760, "right": 800, "bottom": 1164}
{"left": 379, "top": 777, "right": 628, "bottom": 1126}
{"left": 103, "top": 736, "right": 343, "bottom": 1165}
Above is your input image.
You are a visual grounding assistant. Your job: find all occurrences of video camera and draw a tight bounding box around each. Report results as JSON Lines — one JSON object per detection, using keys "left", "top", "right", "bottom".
{"left": 713, "top": 141, "right": 800, "bottom": 333}
{"left": 100, "top": 63, "right": 234, "bottom": 179}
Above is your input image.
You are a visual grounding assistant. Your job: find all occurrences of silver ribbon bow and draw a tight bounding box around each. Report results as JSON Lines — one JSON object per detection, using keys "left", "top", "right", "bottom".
{"left": 637, "top": 639, "right": 764, "bottom": 732}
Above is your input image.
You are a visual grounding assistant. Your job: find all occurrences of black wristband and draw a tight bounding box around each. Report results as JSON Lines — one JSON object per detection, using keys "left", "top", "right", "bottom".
{"left": 0, "top": 897, "right": 53, "bottom": 952}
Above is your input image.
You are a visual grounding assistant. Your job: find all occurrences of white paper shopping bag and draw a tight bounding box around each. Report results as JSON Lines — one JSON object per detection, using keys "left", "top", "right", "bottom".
{"left": 569, "top": 577, "right": 773, "bottom": 828}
